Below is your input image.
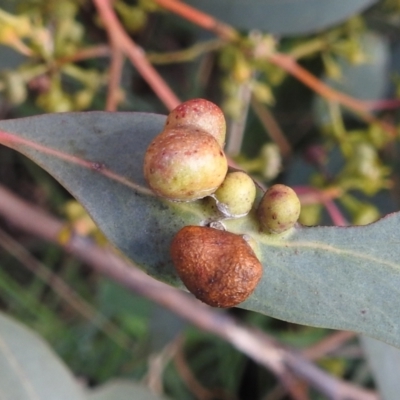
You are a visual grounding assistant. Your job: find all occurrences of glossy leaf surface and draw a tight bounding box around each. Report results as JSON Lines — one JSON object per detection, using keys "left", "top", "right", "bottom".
{"left": 1, "top": 112, "right": 400, "bottom": 348}
{"left": 185, "top": 0, "right": 377, "bottom": 35}
{"left": 0, "top": 312, "right": 85, "bottom": 400}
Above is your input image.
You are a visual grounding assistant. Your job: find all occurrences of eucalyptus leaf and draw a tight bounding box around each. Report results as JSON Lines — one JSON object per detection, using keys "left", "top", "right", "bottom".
{"left": 1, "top": 112, "right": 400, "bottom": 348}
{"left": 0, "top": 311, "right": 85, "bottom": 400}
{"left": 185, "top": 0, "right": 377, "bottom": 35}
{"left": 87, "top": 380, "right": 169, "bottom": 400}
{"left": 313, "top": 32, "right": 390, "bottom": 126}
{"left": 361, "top": 336, "right": 400, "bottom": 400}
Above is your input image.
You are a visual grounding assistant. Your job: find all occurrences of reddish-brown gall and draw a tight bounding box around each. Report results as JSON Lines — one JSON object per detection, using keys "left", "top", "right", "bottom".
{"left": 257, "top": 184, "right": 301, "bottom": 234}
{"left": 170, "top": 226, "right": 263, "bottom": 308}
{"left": 144, "top": 127, "right": 228, "bottom": 201}
{"left": 165, "top": 98, "right": 226, "bottom": 147}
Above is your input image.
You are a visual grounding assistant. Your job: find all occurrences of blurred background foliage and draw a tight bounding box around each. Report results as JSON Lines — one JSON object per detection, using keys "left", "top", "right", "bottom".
{"left": 1, "top": 0, "right": 400, "bottom": 398}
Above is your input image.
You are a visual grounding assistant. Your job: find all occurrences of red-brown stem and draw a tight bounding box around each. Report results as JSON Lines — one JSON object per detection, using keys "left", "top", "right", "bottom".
{"left": 152, "top": 0, "right": 397, "bottom": 136}
{"left": 295, "top": 185, "right": 347, "bottom": 226}
{"left": 106, "top": 47, "right": 124, "bottom": 111}
{"left": 153, "top": 0, "right": 239, "bottom": 41}
{"left": 268, "top": 53, "right": 397, "bottom": 137}
{"left": 56, "top": 45, "right": 111, "bottom": 65}
{"left": 93, "top": 0, "right": 180, "bottom": 111}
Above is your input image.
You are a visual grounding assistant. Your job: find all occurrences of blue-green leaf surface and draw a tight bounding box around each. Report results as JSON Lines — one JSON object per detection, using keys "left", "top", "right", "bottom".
{"left": 0, "top": 312, "right": 85, "bottom": 400}
{"left": 185, "top": 0, "right": 377, "bottom": 35}
{"left": 1, "top": 112, "right": 400, "bottom": 348}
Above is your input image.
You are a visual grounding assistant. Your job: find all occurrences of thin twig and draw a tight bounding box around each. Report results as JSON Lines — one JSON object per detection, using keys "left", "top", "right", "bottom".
{"left": 173, "top": 342, "right": 221, "bottom": 400}
{"left": 173, "top": 339, "right": 238, "bottom": 400}
{"left": 323, "top": 200, "right": 348, "bottom": 226}
{"left": 294, "top": 186, "right": 347, "bottom": 226}
{"left": 153, "top": 0, "right": 398, "bottom": 137}
{"left": 100, "top": 1, "right": 125, "bottom": 112}
{"left": 0, "top": 184, "right": 377, "bottom": 400}
{"left": 250, "top": 95, "right": 292, "bottom": 159}
{"left": 225, "top": 80, "right": 252, "bottom": 157}
{"left": 106, "top": 47, "right": 124, "bottom": 111}
{"left": 267, "top": 53, "right": 397, "bottom": 137}
{"left": 144, "top": 335, "right": 182, "bottom": 395}
{"left": 264, "top": 331, "right": 357, "bottom": 400}
{"left": 55, "top": 45, "right": 111, "bottom": 66}
{"left": 93, "top": 0, "right": 180, "bottom": 111}
{"left": 7, "top": 35, "right": 33, "bottom": 57}
{"left": 152, "top": 0, "right": 239, "bottom": 41}
{"left": 302, "top": 331, "right": 357, "bottom": 361}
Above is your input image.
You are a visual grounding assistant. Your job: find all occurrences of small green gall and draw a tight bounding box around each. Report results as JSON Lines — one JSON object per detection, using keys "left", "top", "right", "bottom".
{"left": 214, "top": 171, "right": 256, "bottom": 217}
{"left": 257, "top": 184, "right": 301, "bottom": 234}
{"left": 143, "top": 127, "right": 228, "bottom": 201}
{"left": 165, "top": 98, "right": 226, "bottom": 147}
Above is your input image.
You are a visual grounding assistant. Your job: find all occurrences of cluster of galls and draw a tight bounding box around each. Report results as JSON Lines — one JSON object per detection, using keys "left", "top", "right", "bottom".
{"left": 143, "top": 99, "right": 300, "bottom": 308}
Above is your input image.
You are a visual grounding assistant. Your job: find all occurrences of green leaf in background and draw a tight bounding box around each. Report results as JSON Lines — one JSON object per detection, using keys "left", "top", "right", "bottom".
{"left": 98, "top": 279, "right": 186, "bottom": 353}
{"left": 87, "top": 380, "right": 169, "bottom": 400}
{"left": 313, "top": 32, "right": 390, "bottom": 126}
{"left": 361, "top": 336, "right": 400, "bottom": 400}
{"left": 2, "top": 112, "right": 400, "bottom": 349}
{"left": 184, "top": 0, "right": 377, "bottom": 35}
{"left": 0, "top": 311, "right": 85, "bottom": 400}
